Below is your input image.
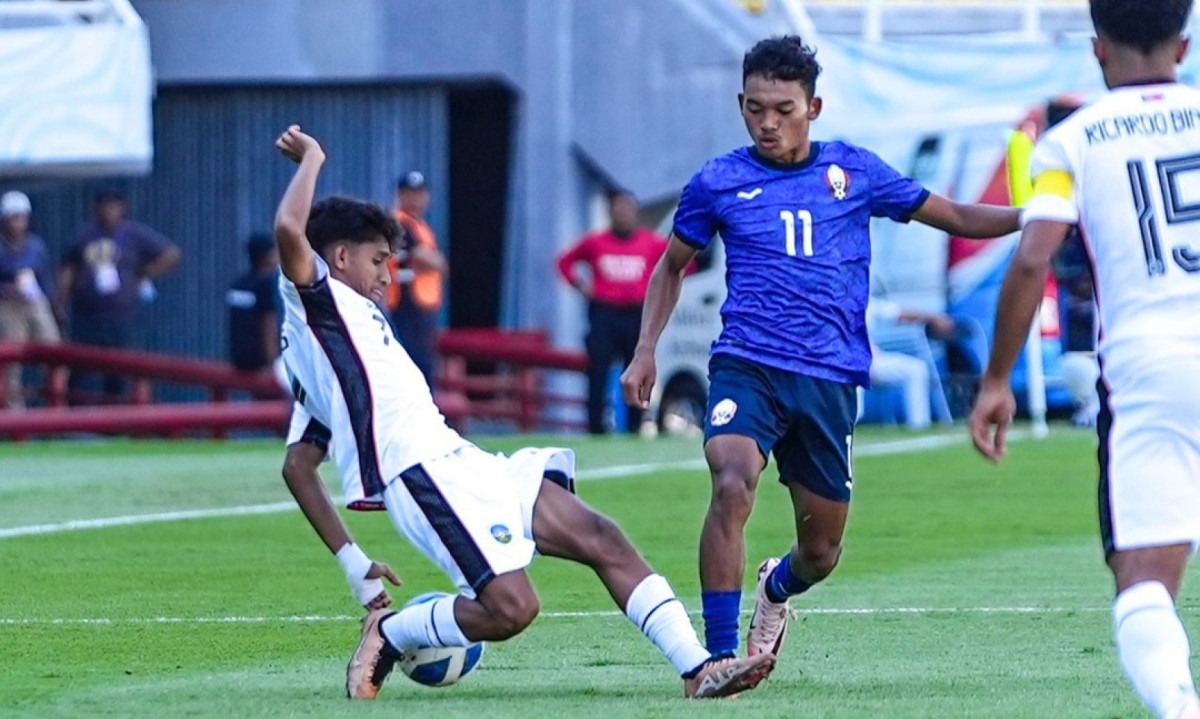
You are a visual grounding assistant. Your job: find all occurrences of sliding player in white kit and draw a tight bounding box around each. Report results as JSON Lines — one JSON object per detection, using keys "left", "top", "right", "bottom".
{"left": 270, "top": 125, "right": 774, "bottom": 701}
{"left": 970, "top": 2, "right": 1200, "bottom": 717}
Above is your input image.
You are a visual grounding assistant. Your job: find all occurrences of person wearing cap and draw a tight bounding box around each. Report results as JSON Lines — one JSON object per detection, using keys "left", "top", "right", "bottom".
{"left": 0, "top": 191, "right": 61, "bottom": 408}
{"left": 226, "top": 233, "right": 281, "bottom": 376}
{"left": 57, "top": 189, "right": 180, "bottom": 404}
{"left": 388, "top": 171, "right": 447, "bottom": 386}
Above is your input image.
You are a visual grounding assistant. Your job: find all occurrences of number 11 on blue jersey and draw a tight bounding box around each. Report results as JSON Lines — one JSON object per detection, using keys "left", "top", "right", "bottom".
{"left": 779, "top": 209, "right": 814, "bottom": 257}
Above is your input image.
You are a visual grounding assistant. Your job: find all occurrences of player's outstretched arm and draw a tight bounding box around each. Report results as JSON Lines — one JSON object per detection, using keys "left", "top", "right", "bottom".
{"left": 912, "top": 194, "right": 1021, "bottom": 239}
{"left": 969, "top": 218, "right": 1071, "bottom": 462}
{"left": 273, "top": 125, "right": 324, "bottom": 287}
{"left": 620, "top": 235, "right": 697, "bottom": 409}
{"left": 282, "top": 441, "right": 401, "bottom": 609}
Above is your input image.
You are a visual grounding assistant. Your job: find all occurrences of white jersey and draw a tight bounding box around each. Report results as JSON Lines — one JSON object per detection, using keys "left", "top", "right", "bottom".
{"left": 279, "top": 254, "right": 468, "bottom": 509}
{"left": 1024, "top": 82, "right": 1200, "bottom": 387}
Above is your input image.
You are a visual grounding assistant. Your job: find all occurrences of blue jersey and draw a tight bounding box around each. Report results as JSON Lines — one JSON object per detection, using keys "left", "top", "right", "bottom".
{"left": 672, "top": 142, "right": 929, "bottom": 386}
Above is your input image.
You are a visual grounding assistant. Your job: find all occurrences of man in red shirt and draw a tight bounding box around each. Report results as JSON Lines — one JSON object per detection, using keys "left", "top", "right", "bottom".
{"left": 558, "top": 190, "right": 668, "bottom": 434}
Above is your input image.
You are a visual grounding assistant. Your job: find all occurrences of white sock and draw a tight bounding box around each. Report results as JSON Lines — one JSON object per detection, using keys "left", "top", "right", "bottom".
{"left": 624, "top": 574, "right": 712, "bottom": 676}
{"left": 1114, "top": 581, "right": 1199, "bottom": 719}
{"left": 380, "top": 595, "right": 471, "bottom": 650}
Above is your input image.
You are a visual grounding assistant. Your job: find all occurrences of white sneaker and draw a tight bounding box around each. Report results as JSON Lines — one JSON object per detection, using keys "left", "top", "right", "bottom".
{"left": 746, "top": 557, "right": 794, "bottom": 658}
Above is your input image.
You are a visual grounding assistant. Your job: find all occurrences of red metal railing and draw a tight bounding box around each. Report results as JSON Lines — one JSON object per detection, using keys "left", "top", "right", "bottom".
{"left": 436, "top": 329, "right": 587, "bottom": 432}
{"left": 0, "top": 342, "right": 288, "bottom": 439}
{"left": 0, "top": 329, "right": 590, "bottom": 439}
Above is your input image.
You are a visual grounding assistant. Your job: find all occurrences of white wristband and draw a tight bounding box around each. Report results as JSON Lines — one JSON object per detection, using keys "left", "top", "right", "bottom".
{"left": 336, "top": 543, "right": 384, "bottom": 606}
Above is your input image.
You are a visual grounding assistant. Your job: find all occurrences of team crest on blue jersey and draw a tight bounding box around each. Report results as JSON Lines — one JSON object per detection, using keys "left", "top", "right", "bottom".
{"left": 710, "top": 398, "right": 738, "bottom": 427}
{"left": 826, "top": 164, "right": 850, "bottom": 200}
{"left": 490, "top": 524, "right": 512, "bottom": 544}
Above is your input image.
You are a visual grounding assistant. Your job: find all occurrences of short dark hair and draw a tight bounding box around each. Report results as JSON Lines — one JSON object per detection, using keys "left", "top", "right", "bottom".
{"left": 1090, "top": 0, "right": 1192, "bottom": 54}
{"left": 305, "top": 196, "right": 401, "bottom": 259}
{"left": 742, "top": 36, "right": 822, "bottom": 98}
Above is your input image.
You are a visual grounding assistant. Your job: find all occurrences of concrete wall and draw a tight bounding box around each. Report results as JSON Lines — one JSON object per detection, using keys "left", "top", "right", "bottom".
{"left": 130, "top": 0, "right": 796, "bottom": 342}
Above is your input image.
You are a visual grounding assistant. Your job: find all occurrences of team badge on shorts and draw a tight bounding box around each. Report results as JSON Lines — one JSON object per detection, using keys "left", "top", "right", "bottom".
{"left": 490, "top": 524, "right": 512, "bottom": 544}
{"left": 710, "top": 398, "right": 738, "bottom": 427}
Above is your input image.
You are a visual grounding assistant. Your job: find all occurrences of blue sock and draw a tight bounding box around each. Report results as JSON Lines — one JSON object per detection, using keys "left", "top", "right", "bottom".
{"left": 701, "top": 590, "right": 741, "bottom": 657}
{"left": 765, "top": 554, "right": 812, "bottom": 604}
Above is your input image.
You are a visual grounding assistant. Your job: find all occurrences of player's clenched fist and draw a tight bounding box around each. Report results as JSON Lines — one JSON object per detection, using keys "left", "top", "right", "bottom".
{"left": 276, "top": 125, "right": 326, "bottom": 165}
{"left": 620, "top": 350, "right": 656, "bottom": 410}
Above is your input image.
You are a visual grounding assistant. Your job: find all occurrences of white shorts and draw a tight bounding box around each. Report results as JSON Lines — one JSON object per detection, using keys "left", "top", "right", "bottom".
{"left": 1100, "top": 356, "right": 1200, "bottom": 553}
{"left": 382, "top": 445, "right": 576, "bottom": 597}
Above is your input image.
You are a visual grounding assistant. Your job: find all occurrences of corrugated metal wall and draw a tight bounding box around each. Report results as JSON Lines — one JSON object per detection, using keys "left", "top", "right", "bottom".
{"left": 15, "top": 83, "right": 448, "bottom": 361}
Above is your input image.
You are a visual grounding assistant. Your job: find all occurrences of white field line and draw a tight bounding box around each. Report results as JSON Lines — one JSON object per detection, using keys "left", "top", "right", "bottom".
{"left": 0, "top": 431, "right": 998, "bottom": 541}
{"left": 0, "top": 603, "right": 1112, "bottom": 627}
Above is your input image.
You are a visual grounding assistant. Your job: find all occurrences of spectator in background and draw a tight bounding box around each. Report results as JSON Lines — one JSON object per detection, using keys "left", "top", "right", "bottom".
{"left": 558, "top": 189, "right": 668, "bottom": 435}
{"left": 0, "top": 191, "right": 61, "bottom": 408}
{"left": 865, "top": 295, "right": 989, "bottom": 426}
{"left": 226, "top": 233, "right": 281, "bottom": 376}
{"left": 57, "top": 189, "right": 180, "bottom": 404}
{"left": 390, "top": 171, "right": 447, "bottom": 386}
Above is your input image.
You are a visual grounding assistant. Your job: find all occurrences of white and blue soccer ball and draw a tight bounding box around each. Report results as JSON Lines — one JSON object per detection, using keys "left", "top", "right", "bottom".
{"left": 396, "top": 592, "right": 485, "bottom": 687}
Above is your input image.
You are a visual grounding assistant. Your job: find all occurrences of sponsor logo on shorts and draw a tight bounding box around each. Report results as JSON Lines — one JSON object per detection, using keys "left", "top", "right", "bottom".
{"left": 710, "top": 398, "right": 738, "bottom": 427}
{"left": 490, "top": 524, "right": 512, "bottom": 544}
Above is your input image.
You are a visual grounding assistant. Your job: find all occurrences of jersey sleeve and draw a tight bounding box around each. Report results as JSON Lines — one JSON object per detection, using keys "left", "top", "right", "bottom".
{"left": 1022, "top": 131, "right": 1079, "bottom": 225}
{"left": 671, "top": 170, "right": 719, "bottom": 249}
{"left": 285, "top": 401, "right": 331, "bottom": 454}
{"left": 862, "top": 149, "right": 930, "bottom": 222}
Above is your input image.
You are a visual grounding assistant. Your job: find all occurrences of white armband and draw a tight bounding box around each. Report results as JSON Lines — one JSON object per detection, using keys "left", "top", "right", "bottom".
{"left": 336, "top": 543, "right": 385, "bottom": 606}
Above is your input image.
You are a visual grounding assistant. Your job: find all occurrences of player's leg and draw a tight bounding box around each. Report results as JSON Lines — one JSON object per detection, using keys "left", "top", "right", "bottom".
{"left": 747, "top": 374, "right": 856, "bottom": 659}
{"left": 697, "top": 354, "right": 783, "bottom": 657}
{"left": 1109, "top": 546, "right": 1198, "bottom": 719}
{"left": 1100, "top": 372, "right": 1200, "bottom": 719}
{"left": 530, "top": 477, "right": 774, "bottom": 697}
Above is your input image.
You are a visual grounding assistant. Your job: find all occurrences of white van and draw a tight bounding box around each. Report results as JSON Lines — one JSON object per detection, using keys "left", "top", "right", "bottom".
{"left": 649, "top": 240, "right": 726, "bottom": 435}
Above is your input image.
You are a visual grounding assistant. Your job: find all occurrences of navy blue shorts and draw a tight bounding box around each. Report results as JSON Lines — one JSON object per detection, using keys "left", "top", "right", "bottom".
{"left": 704, "top": 353, "right": 857, "bottom": 502}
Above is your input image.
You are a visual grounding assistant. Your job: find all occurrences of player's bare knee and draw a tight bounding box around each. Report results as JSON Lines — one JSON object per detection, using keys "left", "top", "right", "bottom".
{"left": 588, "top": 512, "right": 639, "bottom": 566}
{"left": 710, "top": 469, "right": 756, "bottom": 519}
{"left": 490, "top": 593, "right": 539, "bottom": 638}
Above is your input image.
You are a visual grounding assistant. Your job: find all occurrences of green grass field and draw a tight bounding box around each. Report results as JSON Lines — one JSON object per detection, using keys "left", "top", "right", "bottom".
{"left": 0, "top": 427, "right": 1185, "bottom": 718}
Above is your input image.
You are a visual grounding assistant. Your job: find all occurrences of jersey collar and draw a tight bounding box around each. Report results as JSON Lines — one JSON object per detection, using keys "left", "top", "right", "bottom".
{"left": 1111, "top": 77, "right": 1177, "bottom": 89}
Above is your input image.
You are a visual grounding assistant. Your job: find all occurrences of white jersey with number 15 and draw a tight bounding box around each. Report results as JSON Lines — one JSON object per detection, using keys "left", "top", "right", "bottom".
{"left": 1024, "top": 82, "right": 1200, "bottom": 384}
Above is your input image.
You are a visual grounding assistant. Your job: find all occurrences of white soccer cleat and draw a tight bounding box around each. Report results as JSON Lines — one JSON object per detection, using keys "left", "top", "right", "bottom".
{"left": 746, "top": 557, "right": 794, "bottom": 659}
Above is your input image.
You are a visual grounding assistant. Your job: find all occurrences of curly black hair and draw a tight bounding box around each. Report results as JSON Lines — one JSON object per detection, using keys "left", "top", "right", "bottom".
{"left": 1090, "top": 0, "right": 1192, "bottom": 54}
{"left": 742, "top": 36, "right": 822, "bottom": 99}
{"left": 305, "top": 196, "right": 401, "bottom": 258}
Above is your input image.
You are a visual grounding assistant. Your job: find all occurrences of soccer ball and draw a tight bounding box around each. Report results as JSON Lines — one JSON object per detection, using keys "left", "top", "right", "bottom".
{"left": 396, "top": 593, "right": 485, "bottom": 687}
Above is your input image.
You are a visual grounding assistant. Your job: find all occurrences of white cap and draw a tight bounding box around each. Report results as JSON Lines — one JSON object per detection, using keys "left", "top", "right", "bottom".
{"left": 0, "top": 191, "right": 31, "bottom": 218}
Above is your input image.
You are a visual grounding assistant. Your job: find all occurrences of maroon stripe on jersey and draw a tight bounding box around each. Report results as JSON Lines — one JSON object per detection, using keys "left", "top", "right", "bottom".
{"left": 1096, "top": 358, "right": 1116, "bottom": 556}
{"left": 297, "top": 277, "right": 386, "bottom": 498}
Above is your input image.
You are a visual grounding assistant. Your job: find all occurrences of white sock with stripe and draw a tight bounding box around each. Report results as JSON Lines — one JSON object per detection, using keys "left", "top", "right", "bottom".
{"left": 624, "top": 573, "right": 711, "bottom": 676}
{"left": 1114, "top": 581, "right": 1199, "bottom": 719}
{"left": 380, "top": 594, "right": 471, "bottom": 650}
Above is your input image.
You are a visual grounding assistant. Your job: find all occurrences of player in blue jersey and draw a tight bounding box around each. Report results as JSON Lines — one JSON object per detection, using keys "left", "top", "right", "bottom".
{"left": 621, "top": 36, "right": 1021, "bottom": 672}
